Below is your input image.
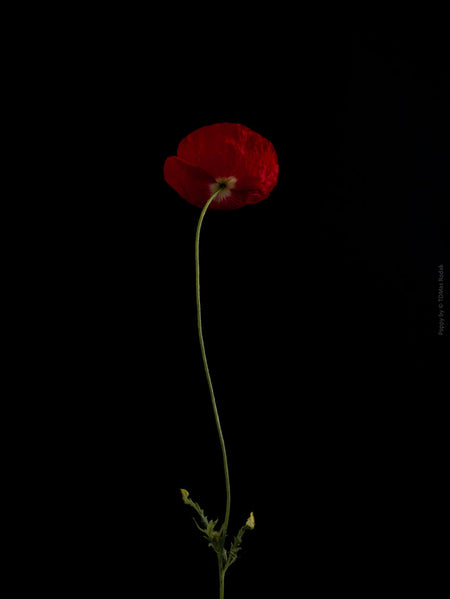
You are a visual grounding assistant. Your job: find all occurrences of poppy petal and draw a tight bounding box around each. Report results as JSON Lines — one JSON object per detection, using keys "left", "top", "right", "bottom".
{"left": 164, "top": 123, "right": 279, "bottom": 210}
{"left": 163, "top": 156, "right": 216, "bottom": 208}
{"left": 177, "top": 123, "right": 279, "bottom": 197}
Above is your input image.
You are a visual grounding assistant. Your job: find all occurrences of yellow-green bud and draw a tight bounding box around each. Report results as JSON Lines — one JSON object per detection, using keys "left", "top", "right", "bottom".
{"left": 246, "top": 512, "right": 255, "bottom": 529}
{"left": 180, "top": 489, "right": 190, "bottom": 504}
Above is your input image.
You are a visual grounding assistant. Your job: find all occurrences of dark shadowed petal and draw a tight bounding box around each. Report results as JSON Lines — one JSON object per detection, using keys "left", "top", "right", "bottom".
{"left": 163, "top": 156, "right": 216, "bottom": 208}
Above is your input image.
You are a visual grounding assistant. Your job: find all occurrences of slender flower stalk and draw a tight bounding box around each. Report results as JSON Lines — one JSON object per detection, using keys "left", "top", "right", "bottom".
{"left": 195, "top": 188, "right": 231, "bottom": 597}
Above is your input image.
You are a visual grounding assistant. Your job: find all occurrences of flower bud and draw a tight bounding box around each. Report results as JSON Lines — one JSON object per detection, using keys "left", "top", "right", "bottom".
{"left": 246, "top": 512, "right": 255, "bottom": 530}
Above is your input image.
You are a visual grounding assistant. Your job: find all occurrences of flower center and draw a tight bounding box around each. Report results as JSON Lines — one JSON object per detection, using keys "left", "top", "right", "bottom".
{"left": 209, "top": 176, "right": 237, "bottom": 201}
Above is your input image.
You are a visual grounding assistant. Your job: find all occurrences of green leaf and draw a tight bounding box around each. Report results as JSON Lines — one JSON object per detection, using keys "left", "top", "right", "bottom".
{"left": 223, "top": 514, "right": 255, "bottom": 573}
{"left": 181, "top": 490, "right": 223, "bottom": 555}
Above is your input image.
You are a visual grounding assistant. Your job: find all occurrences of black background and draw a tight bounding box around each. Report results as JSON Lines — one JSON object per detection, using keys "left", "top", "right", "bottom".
{"left": 26, "top": 16, "right": 449, "bottom": 598}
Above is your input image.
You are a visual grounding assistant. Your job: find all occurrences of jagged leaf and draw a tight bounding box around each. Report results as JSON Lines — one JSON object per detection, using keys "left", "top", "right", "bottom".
{"left": 223, "top": 513, "right": 255, "bottom": 573}
{"left": 181, "top": 489, "right": 222, "bottom": 555}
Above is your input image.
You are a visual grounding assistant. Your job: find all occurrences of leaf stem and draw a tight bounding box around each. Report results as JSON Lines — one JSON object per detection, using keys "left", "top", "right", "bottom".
{"left": 195, "top": 189, "right": 231, "bottom": 597}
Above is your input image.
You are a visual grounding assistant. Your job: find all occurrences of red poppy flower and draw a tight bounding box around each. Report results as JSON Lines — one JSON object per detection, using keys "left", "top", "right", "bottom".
{"left": 163, "top": 123, "right": 279, "bottom": 210}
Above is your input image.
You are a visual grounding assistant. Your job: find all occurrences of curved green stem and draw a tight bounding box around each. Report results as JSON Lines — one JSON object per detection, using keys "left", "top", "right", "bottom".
{"left": 195, "top": 189, "right": 231, "bottom": 596}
